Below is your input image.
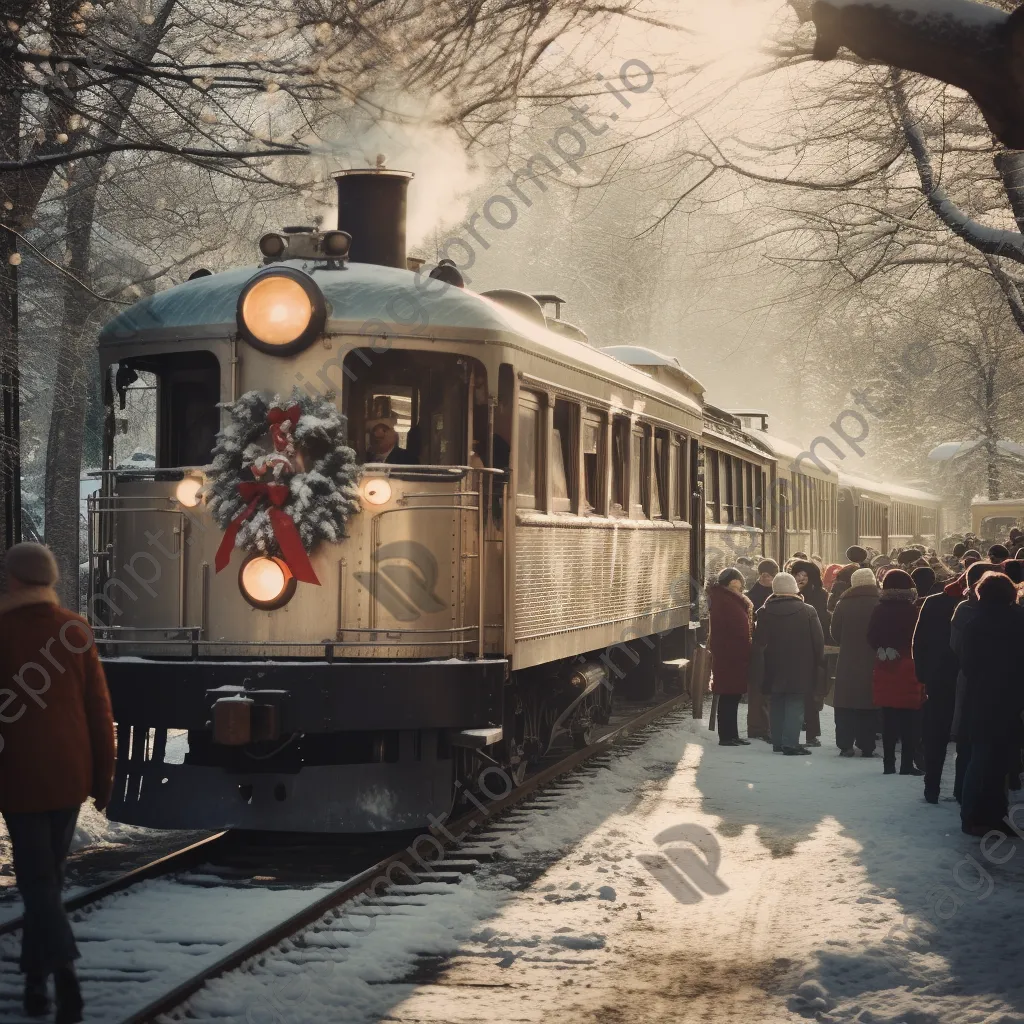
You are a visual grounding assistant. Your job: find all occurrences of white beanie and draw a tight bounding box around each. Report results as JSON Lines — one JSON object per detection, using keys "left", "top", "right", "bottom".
{"left": 5, "top": 542, "right": 59, "bottom": 586}
{"left": 772, "top": 572, "right": 799, "bottom": 596}
{"left": 851, "top": 567, "right": 878, "bottom": 589}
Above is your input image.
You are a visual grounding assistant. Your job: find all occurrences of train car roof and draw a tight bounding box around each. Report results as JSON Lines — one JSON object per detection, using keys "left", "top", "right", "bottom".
{"left": 752, "top": 430, "right": 840, "bottom": 477}
{"left": 600, "top": 345, "right": 705, "bottom": 395}
{"left": 836, "top": 469, "right": 940, "bottom": 504}
{"left": 98, "top": 261, "right": 702, "bottom": 418}
{"left": 702, "top": 406, "right": 775, "bottom": 460}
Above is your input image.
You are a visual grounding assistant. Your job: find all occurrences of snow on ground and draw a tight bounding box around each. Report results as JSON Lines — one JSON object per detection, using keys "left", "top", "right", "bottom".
{"left": 170, "top": 705, "right": 1024, "bottom": 1024}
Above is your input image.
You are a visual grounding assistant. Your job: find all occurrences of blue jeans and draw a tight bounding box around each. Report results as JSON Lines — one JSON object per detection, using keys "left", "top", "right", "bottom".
{"left": 3, "top": 807, "right": 80, "bottom": 975}
{"left": 770, "top": 694, "right": 804, "bottom": 749}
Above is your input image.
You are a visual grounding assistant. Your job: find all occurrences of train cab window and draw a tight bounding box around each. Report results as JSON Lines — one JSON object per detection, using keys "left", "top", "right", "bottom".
{"left": 517, "top": 391, "right": 543, "bottom": 509}
{"left": 343, "top": 348, "right": 484, "bottom": 466}
{"left": 611, "top": 415, "right": 630, "bottom": 515}
{"left": 630, "top": 425, "right": 645, "bottom": 517}
{"left": 551, "top": 399, "right": 576, "bottom": 513}
{"left": 652, "top": 429, "right": 668, "bottom": 519}
{"left": 110, "top": 351, "right": 221, "bottom": 470}
{"left": 582, "top": 412, "right": 603, "bottom": 514}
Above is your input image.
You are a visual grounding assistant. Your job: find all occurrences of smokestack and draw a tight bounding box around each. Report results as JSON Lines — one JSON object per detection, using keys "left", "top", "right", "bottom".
{"left": 333, "top": 167, "right": 413, "bottom": 269}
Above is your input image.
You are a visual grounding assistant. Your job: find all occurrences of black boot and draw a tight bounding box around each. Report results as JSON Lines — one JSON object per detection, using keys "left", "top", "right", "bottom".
{"left": 23, "top": 974, "right": 49, "bottom": 1018}
{"left": 54, "top": 965, "right": 83, "bottom": 1024}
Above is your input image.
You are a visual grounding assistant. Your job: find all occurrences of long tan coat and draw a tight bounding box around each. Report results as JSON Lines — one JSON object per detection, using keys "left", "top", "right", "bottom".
{"left": 0, "top": 588, "right": 115, "bottom": 814}
{"left": 829, "top": 585, "right": 880, "bottom": 710}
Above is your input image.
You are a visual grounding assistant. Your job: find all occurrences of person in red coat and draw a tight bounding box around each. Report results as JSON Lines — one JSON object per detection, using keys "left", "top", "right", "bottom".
{"left": 866, "top": 568, "right": 925, "bottom": 776}
{"left": 708, "top": 567, "right": 754, "bottom": 747}
{"left": 0, "top": 543, "right": 115, "bottom": 1023}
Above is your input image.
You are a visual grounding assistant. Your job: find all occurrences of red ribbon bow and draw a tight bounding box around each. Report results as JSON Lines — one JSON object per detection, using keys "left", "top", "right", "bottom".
{"left": 214, "top": 481, "right": 320, "bottom": 585}
{"left": 267, "top": 404, "right": 301, "bottom": 452}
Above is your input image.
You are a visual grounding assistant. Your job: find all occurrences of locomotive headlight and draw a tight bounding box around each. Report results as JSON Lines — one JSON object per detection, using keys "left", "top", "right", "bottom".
{"left": 175, "top": 476, "right": 203, "bottom": 508}
{"left": 361, "top": 478, "right": 392, "bottom": 506}
{"left": 258, "top": 232, "right": 288, "bottom": 260}
{"left": 321, "top": 230, "right": 351, "bottom": 258}
{"left": 239, "top": 555, "right": 296, "bottom": 610}
{"left": 236, "top": 267, "right": 326, "bottom": 355}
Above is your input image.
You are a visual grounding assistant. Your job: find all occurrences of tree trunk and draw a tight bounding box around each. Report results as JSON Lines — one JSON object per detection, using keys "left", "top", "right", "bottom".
{"left": 994, "top": 149, "right": 1024, "bottom": 234}
{"left": 45, "top": 175, "right": 101, "bottom": 610}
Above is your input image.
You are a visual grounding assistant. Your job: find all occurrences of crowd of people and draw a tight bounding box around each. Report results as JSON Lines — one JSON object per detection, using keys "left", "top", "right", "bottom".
{"left": 707, "top": 531, "right": 1024, "bottom": 838}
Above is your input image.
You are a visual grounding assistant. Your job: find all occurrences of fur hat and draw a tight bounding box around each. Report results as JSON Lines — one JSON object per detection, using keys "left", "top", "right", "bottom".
{"left": 897, "top": 549, "right": 922, "bottom": 567}
{"left": 716, "top": 566, "right": 745, "bottom": 589}
{"left": 952, "top": 542, "right": 967, "bottom": 558}
{"left": 4, "top": 542, "right": 59, "bottom": 586}
{"left": 772, "top": 572, "right": 799, "bottom": 596}
{"left": 911, "top": 566, "right": 936, "bottom": 595}
{"left": 987, "top": 544, "right": 1010, "bottom": 563}
{"left": 882, "top": 568, "right": 915, "bottom": 591}
{"left": 963, "top": 550, "right": 982, "bottom": 566}
{"left": 756, "top": 558, "right": 779, "bottom": 577}
{"left": 851, "top": 567, "right": 878, "bottom": 589}
{"left": 846, "top": 545, "right": 869, "bottom": 565}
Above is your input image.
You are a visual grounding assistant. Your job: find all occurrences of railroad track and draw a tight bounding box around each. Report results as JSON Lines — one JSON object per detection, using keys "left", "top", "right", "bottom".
{"left": 0, "top": 690, "right": 690, "bottom": 1024}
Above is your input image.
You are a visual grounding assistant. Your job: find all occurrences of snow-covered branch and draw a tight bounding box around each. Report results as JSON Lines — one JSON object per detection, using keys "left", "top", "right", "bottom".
{"left": 797, "top": 0, "right": 1024, "bottom": 148}
{"left": 891, "top": 71, "right": 1024, "bottom": 266}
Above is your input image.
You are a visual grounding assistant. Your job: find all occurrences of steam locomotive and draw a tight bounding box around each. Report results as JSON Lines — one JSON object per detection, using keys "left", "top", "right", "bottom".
{"left": 90, "top": 167, "right": 941, "bottom": 833}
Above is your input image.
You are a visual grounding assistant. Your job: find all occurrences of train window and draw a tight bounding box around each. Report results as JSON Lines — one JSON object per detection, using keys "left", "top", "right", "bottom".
{"left": 707, "top": 450, "right": 720, "bottom": 524}
{"left": 744, "top": 463, "right": 754, "bottom": 526}
{"left": 110, "top": 351, "right": 221, "bottom": 470}
{"left": 630, "top": 426, "right": 645, "bottom": 517}
{"left": 551, "top": 399, "right": 576, "bottom": 513}
{"left": 517, "top": 391, "right": 543, "bottom": 509}
{"left": 582, "top": 412, "right": 603, "bottom": 514}
{"left": 676, "top": 435, "right": 690, "bottom": 523}
{"left": 112, "top": 368, "right": 157, "bottom": 469}
{"left": 653, "top": 429, "right": 668, "bottom": 519}
{"left": 611, "top": 415, "right": 629, "bottom": 514}
{"left": 343, "top": 348, "right": 484, "bottom": 466}
{"left": 723, "top": 454, "right": 735, "bottom": 524}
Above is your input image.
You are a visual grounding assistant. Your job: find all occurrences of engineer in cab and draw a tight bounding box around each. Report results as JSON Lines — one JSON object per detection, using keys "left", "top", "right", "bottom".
{"left": 364, "top": 397, "right": 417, "bottom": 465}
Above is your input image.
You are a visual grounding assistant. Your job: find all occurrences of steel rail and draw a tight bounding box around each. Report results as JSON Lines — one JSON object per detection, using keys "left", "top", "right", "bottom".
{"left": 0, "top": 831, "right": 230, "bottom": 939}
{"left": 127, "top": 690, "right": 690, "bottom": 1024}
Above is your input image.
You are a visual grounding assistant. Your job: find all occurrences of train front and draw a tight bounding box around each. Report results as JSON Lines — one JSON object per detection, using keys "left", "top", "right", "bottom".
{"left": 90, "top": 169, "right": 510, "bottom": 832}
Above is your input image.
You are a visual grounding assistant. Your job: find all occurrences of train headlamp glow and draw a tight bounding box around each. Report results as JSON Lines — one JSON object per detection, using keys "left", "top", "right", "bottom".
{"left": 239, "top": 555, "right": 296, "bottom": 610}
{"left": 236, "top": 268, "right": 326, "bottom": 355}
{"left": 321, "top": 230, "right": 352, "bottom": 258}
{"left": 174, "top": 476, "right": 203, "bottom": 508}
{"left": 361, "top": 478, "right": 392, "bottom": 506}
{"left": 258, "top": 232, "right": 288, "bottom": 259}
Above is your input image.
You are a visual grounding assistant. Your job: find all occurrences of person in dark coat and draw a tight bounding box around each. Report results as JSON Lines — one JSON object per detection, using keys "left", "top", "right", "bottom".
{"left": 959, "top": 571, "right": 1024, "bottom": 836}
{"left": 750, "top": 572, "right": 825, "bottom": 756}
{"left": 744, "top": 559, "right": 778, "bottom": 741}
{"left": 745, "top": 559, "right": 778, "bottom": 612}
{"left": 866, "top": 568, "right": 924, "bottom": 775}
{"left": 708, "top": 568, "right": 754, "bottom": 747}
{"left": 827, "top": 563, "right": 859, "bottom": 614}
{"left": 830, "top": 567, "right": 880, "bottom": 757}
{"left": 0, "top": 543, "right": 115, "bottom": 1023}
{"left": 913, "top": 580, "right": 963, "bottom": 803}
{"left": 910, "top": 566, "right": 942, "bottom": 600}
{"left": 790, "top": 559, "right": 829, "bottom": 747}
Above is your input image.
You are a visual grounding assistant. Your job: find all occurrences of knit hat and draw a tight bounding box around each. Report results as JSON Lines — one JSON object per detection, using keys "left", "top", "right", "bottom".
{"left": 851, "top": 567, "right": 878, "bottom": 589}
{"left": 963, "top": 550, "right": 982, "bottom": 566}
{"left": 846, "top": 545, "right": 868, "bottom": 565}
{"left": 976, "top": 571, "right": 1018, "bottom": 605}
{"left": 881, "top": 568, "right": 914, "bottom": 591}
{"left": 756, "top": 558, "right": 779, "bottom": 576}
{"left": 4, "top": 542, "right": 59, "bottom": 586}
{"left": 911, "top": 566, "right": 936, "bottom": 595}
{"left": 987, "top": 544, "right": 1010, "bottom": 563}
{"left": 772, "top": 572, "right": 799, "bottom": 596}
{"left": 716, "top": 566, "right": 745, "bottom": 589}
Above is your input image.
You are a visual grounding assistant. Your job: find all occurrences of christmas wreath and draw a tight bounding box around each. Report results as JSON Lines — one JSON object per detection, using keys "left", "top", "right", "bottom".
{"left": 207, "top": 389, "right": 361, "bottom": 585}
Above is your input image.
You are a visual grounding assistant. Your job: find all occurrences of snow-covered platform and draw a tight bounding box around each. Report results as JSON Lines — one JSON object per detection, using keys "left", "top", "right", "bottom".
{"left": 163, "top": 704, "right": 1024, "bottom": 1024}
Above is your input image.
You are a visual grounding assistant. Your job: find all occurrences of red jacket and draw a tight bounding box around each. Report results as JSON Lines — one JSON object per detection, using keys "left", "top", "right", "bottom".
{"left": 708, "top": 586, "right": 753, "bottom": 695}
{"left": 866, "top": 587, "right": 925, "bottom": 709}
{"left": 0, "top": 589, "right": 115, "bottom": 814}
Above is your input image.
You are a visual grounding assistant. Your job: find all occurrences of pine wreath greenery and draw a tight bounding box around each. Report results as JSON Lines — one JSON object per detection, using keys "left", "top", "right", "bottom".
{"left": 207, "top": 388, "right": 361, "bottom": 560}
